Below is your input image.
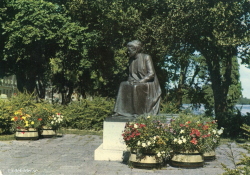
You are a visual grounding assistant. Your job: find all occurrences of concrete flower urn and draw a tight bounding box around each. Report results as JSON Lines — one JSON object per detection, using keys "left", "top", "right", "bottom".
{"left": 171, "top": 151, "right": 204, "bottom": 168}
{"left": 39, "top": 126, "right": 56, "bottom": 138}
{"left": 15, "top": 128, "right": 39, "bottom": 140}
{"left": 203, "top": 150, "right": 216, "bottom": 161}
{"left": 129, "top": 150, "right": 163, "bottom": 169}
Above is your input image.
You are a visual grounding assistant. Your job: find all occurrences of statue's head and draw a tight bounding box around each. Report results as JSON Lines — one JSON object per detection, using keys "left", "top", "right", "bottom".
{"left": 127, "top": 40, "right": 142, "bottom": 58}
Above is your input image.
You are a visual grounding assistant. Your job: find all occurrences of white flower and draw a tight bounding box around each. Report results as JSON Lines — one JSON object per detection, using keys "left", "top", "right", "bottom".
{"left": 51, "top": 121, "right": 54, "bottom": 124}
{"left": 212, "top": 129, "right": 217, "bottom": 134}
{"left": 134, "top": 124, "right": 138, "bottom": 128}
{"left": 147, "top": 141, "right": 151, "bottom": 146}
{"left": 178, "top": 139, "right": 183, "bottom": 144}
{"left": 147, "top": 116, "right": 150, "bottom": 119}
{"left": 142, "top": 143, "right": 146, "bottom": 147}
{"left": 180, "top": 129, "right": 185, "bottom": 134}
{"left": 161, "top": 151, "right": 165, "bottom": 154}
{"left": 217, "top": 128, "right": 224, "bottom": 135}
{"left": 157, "top": 152, "right": 161, "bottom": 157}
{"left": 174, "top": 138, "right": 178, "bottom": 143}
{"left": 153, "top": 136, "right": 157, "bottom": 140}
{"left": 137, "top": 141, "right": 141, "bottom": 146}
{"left": 182, "top": 138, "right": 187, "bottom": 143}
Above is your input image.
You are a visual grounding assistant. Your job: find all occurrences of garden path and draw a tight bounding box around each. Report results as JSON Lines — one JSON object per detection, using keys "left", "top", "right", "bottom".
{"left": 0, "top": 134, "right": 247, "bottom": 175}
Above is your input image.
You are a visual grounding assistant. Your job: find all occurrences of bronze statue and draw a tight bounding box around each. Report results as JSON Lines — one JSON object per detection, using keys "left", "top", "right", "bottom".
{"left": 113, "top": 40, "right": 161, "bottom": 118}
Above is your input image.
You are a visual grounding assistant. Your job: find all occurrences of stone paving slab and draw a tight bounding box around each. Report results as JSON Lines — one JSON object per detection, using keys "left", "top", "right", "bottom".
{"left": 0, "top": 134, "right": 247, "bottom": 175}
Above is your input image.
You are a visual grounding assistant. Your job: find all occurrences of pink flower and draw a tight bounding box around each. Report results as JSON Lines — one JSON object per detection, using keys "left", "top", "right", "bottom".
{"left": 190, "top": 138, "right": 198, "bottom": 145}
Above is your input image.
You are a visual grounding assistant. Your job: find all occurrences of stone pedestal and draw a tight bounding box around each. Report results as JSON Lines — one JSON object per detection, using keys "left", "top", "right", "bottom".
{"left": 94, "top": 117, "right": 133, "bottom": 161}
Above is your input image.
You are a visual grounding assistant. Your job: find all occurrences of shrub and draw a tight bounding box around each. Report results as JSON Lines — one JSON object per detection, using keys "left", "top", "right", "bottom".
{"left": 0, "top": 100, "right": 13, "bottom": 134}
{"left": 61, "top": 96, "right": 114, "bottom": 131}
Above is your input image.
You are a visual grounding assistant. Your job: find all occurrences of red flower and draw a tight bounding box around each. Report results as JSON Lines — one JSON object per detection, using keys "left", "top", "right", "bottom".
{"left": 190, "top": 128, "right": 201, "bottom": 137}
{"left": 190, "top": 138, "right": 198, "bottom": 145}
{"left": 202, "top": 125, "right": 209, "bottom": 130}
{"left": 180, "top": 124, "right": 184, "bottom": 127}
{"left": 38, "top": 118, "right": 42, "bottom": 121}
{"left": 139, "top": 124, "right": 146, "bottom": 128}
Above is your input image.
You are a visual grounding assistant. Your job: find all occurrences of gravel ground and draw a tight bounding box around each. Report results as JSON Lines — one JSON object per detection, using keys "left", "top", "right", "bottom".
{"left": 0, "top": 134, "right": 247, "bottom": 175}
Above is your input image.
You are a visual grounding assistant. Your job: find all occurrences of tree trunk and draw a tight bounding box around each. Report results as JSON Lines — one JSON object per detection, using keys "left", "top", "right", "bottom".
{"left": 204, "top": 50, "right": 233, "bottom": 128}
{"left": 16, "top": 73, "right": 36, "bottom": 93}
{"left": 176, "top": 62, "right": 187, "bottom": 109}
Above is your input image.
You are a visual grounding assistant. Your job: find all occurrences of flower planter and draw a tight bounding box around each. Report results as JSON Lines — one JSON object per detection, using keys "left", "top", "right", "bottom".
{"left": 129, "top": 151, "right": 163, "bottom": 169}
{"left": 171, "top": 151, "right": 204, "bottom": 168}
{"left": 39, "top": 126, "right": 56, "bottom": 138}
{"left": 203, "top": 150, "right": 216, "bottom": 161}
{"left": 15, "top": 128, "right": 39, "bottom": 140}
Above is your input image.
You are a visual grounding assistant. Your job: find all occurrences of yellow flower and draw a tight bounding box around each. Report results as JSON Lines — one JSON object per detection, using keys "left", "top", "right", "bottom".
{"left": 14, "top": 110, "right": 22, "bottom": 115}
{"left": 22, "top": 117, "right": 26, "bottom": 120}
{"left": 11, "top": 118, "right": 15, "bottom": 121}
{"left": 25, "top": 121, "right": 29, "bottom": 124}
{"left": 31, "top": 121, "right": 34, "bottom": 125}
{"left": 25, "top": 114, "right": 31, "bottom": 117}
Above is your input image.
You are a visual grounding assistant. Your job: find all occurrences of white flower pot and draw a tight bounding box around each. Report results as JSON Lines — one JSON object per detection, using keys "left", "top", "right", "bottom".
{"left": 203, "top": 150, "right": 216, "bottom": 161}
{"left": 39, "top": 126, "right": 56, "bottom": 138}
{"left": 15, "top": 128, "right": 39, "bottom": 140}
{"left": 129, "top": 151, "right": 163, "bottom": 169}
{"left": 171, "top": 151, "right": 204, "bottom": 168}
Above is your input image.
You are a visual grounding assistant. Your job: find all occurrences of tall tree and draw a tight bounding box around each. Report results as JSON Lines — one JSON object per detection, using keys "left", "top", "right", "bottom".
{"left": 1, "top": 0, "right": 93, "bottom": 102}
{"left": 154, "top": 0, "right": 249, "bottom": 126}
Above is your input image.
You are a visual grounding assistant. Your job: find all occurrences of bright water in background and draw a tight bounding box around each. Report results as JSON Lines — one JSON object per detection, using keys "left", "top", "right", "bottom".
{"left": 182, "top": 104, "right": 250, "bottom": 115}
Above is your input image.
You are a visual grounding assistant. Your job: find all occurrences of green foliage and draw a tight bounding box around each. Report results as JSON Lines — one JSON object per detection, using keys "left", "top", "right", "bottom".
{"left": 1, "top": 93, "right": 113, "bottom": 133}
{"left": 241, "top": 124, "right": 250, "bottom": 138}
{"left": 238, "top": 97, "right": 250, "bottom": 105}
{"left": 222, "top": 164, "right": 250, "bottom": 175}
{"left": 1, "top": 0, "right": 94, "bottom": 100}
{"left": 61, "top": 96, "right": 114, "bottom": 131}
{"left": 160, "top": 100, "right": 179, "bottom": 114}
{"left": 219, "top": 109, "right": 250, "bottom": 138}
{"left": 8, "top": 92, "right": 36, "bottom": 109}
{"left": 1, "top": 0, "right": 249, "bottom": 116}
{"left": 0, "top": 100, "right": 13, "bottom": 134}
{"left": 0, "top": 92, "right": 37, "bottom": 134}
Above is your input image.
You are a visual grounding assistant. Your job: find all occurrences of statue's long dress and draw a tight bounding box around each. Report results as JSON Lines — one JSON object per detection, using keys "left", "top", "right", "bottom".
{"left": 114, "top": 53, "right": 161, "bottom": 117}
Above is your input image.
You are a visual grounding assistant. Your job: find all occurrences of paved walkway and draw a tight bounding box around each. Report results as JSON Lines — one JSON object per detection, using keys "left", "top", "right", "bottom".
{"left": 0, "top": 134, "right": 247, "bottom": 175}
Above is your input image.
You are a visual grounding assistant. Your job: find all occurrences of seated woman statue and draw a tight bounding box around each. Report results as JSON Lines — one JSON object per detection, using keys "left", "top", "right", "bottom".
{"left": 113, "top": 40, "right": 161, "bottom": 118}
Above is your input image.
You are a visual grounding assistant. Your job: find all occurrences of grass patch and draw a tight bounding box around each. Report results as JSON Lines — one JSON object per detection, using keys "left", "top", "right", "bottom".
{"left": 57, "top": 128, "right": 103, "bottom": 137}
{"left": 0, "top": 134, "right": 15, "bottom": 141}
{"left": 0, "top": 129, "right": 103, "bottom": 141}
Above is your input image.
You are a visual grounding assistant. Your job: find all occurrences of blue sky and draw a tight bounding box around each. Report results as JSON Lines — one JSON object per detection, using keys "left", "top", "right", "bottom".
{"left": 239, "top": 64, "right": 250, "bottom": 98}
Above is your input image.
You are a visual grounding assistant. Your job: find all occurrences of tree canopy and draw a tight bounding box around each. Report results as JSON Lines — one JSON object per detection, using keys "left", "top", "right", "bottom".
{"left": 1, "top": 0, "right": 250, "bottom": 125}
